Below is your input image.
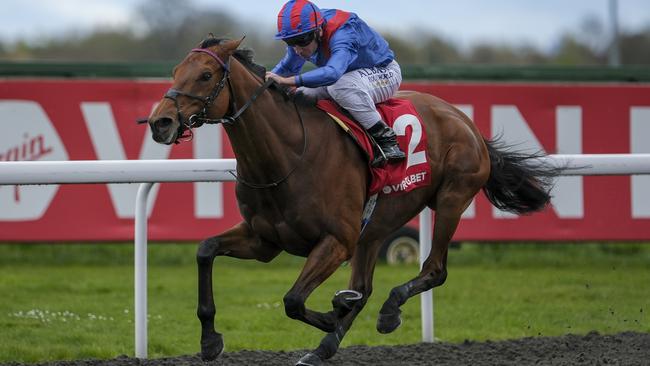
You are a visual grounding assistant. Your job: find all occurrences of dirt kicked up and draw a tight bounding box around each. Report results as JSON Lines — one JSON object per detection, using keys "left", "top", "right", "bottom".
{"left": 3, "top": 331, "right": 649, "bottom": 366}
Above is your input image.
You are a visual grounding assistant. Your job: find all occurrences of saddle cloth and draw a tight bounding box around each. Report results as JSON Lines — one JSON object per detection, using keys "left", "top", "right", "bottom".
{"left": 317, "top": 98, "right": 431, "bottom": 196}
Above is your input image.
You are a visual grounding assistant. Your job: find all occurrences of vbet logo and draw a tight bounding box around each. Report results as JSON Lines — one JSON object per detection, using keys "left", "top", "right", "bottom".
{"left": 0, "top": 101, "right": 68, "bottom": 220}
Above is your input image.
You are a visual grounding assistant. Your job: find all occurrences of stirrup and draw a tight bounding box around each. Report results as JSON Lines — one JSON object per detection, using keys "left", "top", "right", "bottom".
{"left": 372, "top": 146, "right": 405, "bottom": 167}
{"left": 371, "top": 147, "right": 388, "bottom": 167}
{"left": 386, "top": 150, "right": 406, "bottom": 163}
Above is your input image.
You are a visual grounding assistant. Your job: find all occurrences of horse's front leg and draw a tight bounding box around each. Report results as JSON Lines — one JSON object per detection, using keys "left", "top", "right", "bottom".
{"left": 197, "top": 222, "right": 281, "bottom": 361}
{"left": 282, "top": 234, "right": 351, "bottom": 333}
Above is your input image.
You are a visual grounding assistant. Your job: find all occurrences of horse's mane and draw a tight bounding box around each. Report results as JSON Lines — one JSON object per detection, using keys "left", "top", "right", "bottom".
{"left": 198, "top": 36, "right": 317, "bottom": 107}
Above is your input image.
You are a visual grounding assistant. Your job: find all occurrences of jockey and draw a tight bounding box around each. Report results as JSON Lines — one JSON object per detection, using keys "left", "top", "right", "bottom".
{"left": 265, "top": 0, "right": 406, "bottom": 167}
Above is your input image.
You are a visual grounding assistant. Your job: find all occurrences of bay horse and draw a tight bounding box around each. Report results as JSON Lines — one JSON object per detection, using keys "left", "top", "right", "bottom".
{"left": 145, "top": 37, "right": 561, "bottom": 366}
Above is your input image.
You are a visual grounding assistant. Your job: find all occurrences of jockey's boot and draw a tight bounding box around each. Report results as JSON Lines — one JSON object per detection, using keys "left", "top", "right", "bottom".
{"left": 367, "top": 120, "right": 406, "bottom": 167}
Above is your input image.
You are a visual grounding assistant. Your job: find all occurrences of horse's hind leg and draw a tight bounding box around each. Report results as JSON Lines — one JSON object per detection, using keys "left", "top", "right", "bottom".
{"left": 197, "top": 222, "right": 281, "bottom": 361}
{"left": 377, "top": 187, "right": 474, "bottom": 334}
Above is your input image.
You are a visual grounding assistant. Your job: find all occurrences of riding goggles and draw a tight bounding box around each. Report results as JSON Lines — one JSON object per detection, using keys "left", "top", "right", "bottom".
{"left": 284, "top": 31, "right": 316, "bottom": 47}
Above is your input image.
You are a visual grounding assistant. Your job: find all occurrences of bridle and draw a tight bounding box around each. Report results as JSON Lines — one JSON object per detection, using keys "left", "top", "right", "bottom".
{"left": 150, "top": 46, "right": 307, "bottom": 189}
{"left": 162, "top": 49, "right": 232, "bottom": 141}
{"left": 158, "top": 47, "right": 274, "bottom": 142}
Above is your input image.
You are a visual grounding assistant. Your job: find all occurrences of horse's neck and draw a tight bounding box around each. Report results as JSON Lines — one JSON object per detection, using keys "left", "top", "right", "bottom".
{"left": 224, "top": 63, "right": 305, "bottom": 182}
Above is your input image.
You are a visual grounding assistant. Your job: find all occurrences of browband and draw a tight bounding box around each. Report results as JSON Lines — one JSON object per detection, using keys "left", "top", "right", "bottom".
{"left": 191, "top": 48, "right": 230, "bottom": 72}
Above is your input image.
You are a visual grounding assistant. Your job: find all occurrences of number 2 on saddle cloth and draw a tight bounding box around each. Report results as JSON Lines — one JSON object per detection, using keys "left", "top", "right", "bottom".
{"left": 317, "top": 98, "right": 431, "bottom": 196}
{"left": 317, "top": 98, "right": 432, "bottom": 232}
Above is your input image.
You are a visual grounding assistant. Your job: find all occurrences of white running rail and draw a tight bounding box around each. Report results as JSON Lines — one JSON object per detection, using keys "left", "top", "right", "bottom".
{"left": 1, "top": 154, "right": 650, "bottom": 357}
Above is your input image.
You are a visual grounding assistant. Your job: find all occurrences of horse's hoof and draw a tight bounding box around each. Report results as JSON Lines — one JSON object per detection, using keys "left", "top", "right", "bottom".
{"left": 332, "top": 289, "right": 363, "bottom": 317}
{"left": 376, "top": 311, "right": 402, "bottom": 334}
{"left": 200, "top": 332, "right": 224, "bottom": 361}
{"left": 296, "top": 352, "right": 323, "bottom": 366}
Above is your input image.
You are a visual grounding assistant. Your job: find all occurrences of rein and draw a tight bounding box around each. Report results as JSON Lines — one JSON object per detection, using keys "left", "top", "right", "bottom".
{"left": 163, "top": 46, "right": 308, "bottom": 189}
{"left": 231, "top": 100, "right": 308, "bottom": 189}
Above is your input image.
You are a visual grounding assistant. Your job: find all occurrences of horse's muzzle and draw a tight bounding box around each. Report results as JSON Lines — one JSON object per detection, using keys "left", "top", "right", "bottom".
{"left": 150, "top": 117, "right": 178, "bottom": 144}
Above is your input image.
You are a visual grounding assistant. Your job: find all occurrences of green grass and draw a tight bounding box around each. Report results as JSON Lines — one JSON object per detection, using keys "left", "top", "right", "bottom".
{"left": 0, "top": 242, "right": 648, "bottom": 363}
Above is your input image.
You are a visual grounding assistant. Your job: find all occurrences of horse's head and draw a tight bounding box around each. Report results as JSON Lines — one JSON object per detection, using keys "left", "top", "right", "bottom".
{"left": 147, "top": 37, "right": 244, "bottom": 145}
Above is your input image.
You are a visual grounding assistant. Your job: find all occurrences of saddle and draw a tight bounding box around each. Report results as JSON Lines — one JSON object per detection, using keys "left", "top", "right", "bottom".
{"left": 317, "top": 99, "right": 431, "bottom": 196}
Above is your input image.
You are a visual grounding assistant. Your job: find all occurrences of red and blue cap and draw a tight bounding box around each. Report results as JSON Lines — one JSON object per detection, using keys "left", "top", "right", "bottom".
{"left": 275, "top": 0, "right": 324, "bottom": 40}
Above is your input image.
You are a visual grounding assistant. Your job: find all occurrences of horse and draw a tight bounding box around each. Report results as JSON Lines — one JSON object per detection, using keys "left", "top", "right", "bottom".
{"left": 145, "top": 37, "right": 561, "bottom": 366}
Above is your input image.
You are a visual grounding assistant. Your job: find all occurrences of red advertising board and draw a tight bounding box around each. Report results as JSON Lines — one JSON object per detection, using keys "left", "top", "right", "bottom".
{"left": 1, "top": 79, "right": 649, "bottom": 242}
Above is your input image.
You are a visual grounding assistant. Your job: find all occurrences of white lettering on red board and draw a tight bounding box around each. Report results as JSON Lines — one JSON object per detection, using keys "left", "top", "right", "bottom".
{"left": 0, "top": 100, "right": 225, "bottom": 222}
{"left": 491, "top": 105, "right": 584, "bottom": 219}
{"left": 0, "top": 101, "right": 68, "bottom": 221}
{"left": 1, "top": 100, "right": 648, "bottom": 224}
{"left": 81, "top": 102, "right": 224, "bottom": 219}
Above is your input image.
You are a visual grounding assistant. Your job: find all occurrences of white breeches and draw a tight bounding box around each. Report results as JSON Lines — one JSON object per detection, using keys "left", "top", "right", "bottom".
{"left": 298, "top": 60, "right": 402, "bottom": 129}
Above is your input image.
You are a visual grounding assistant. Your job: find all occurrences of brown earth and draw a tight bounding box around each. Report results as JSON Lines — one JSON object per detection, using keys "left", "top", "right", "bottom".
{"left": 3, "top": 331, "right": 649, "bottom": 366}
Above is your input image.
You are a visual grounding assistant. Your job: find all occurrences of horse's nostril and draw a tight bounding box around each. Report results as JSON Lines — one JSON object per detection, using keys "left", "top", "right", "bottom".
{"left": 150, "top": 117, "right": 177, "bottom": 144}
{"left": 155, "top": 117, "right": 173, "bottom": 129}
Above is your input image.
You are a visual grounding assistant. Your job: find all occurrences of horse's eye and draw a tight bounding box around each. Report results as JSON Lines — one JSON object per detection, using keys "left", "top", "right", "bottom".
{"left": 201, "top": 72, "right": 212, "bottom": 81}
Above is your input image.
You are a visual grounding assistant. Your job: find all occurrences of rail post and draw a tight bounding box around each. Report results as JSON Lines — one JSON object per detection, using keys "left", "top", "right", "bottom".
{"left": 419, "top": 208, "right": 434, "bottom": 342}
{"left": 134, "top": 182, "right": 154, "bottom": 359}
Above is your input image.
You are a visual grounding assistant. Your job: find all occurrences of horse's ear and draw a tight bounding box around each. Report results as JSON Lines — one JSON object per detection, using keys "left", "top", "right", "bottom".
{"left": 222, "top": 36, "right": 246, "bottom": 53}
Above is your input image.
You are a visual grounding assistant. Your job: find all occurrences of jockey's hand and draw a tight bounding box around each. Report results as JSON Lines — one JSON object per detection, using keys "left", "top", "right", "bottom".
{"left": 265, "top": 72, "right": 296, "bottom": 87}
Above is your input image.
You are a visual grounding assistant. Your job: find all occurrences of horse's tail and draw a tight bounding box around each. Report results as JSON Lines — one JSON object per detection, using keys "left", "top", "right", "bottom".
{"left": 482, "top": 136, "right": 564, "bottom": 215}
